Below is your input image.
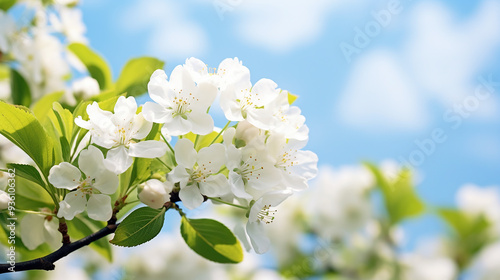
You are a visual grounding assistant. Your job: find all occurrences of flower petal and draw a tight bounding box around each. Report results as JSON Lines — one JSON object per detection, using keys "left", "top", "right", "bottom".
{"left": 131, "top": 112, "right": 153, "bottom": 140}
{"left": 179, "top": 184, "right": 204, "bottom": 210}
{"left": 199, "top": 174, "right": 229, "bottom": 197}
{"left": 87, "top": 194, "right": 112, "bottom": 221}
{"left": 128, "top": 140, "right": 167, "bottom": 158}
{"left": 43, "top": 218, "right": 61, "bottom": 249}
{"left": 246, "top": 221, "right": 270, "bottom": 254}
{"left": 57, "top": 191, "right": 87, "bottom": 220}
{"left": 174, "top": 138, "right": 197, "bottom": 168}
{"left": 78, "top": 145, "right": 105, "bottom": 178}
{"left": 189, "top": 111, "right": 214, "bottom": 136}
{"left": 93, "top": 168, "right": 119, "bottom": 194}
{"left": 142, "top": 102, "right": 171, "bottom": 124}
{"left": 20, "top": 214, "right": 45, "bottom": 250}
{"left": 105, "top": 146, "right": 133, "bottom": 174}
{"left": 48, "top": 162, "right": 81, "bottom": 190}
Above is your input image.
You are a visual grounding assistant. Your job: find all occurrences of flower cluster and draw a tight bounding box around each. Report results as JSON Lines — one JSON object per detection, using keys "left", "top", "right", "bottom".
{"left": 45, "top": 57, "right": 317, "bottom": 254}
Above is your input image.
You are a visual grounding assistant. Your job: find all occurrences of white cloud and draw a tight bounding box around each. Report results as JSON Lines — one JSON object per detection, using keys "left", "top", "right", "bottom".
{"left": 120, "top": 0, "right": 207, "bottom": 61}
{"left": 337, "top": 51, "right": 429, "bottom": 132}
{"left": 229, "top": 0, "right": 338, "bottom": 52}
{"left": 337, "top": 0, "right": 500, "bottom": 132}
{"left": 405, "top": 0, "right": 500, "bottom": 105}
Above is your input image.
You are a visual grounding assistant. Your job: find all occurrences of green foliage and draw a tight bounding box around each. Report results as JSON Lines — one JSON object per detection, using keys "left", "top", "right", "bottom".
{"left": 115, "top": 57, "right": 164, "bottom": 97}
{"left": 0, "top": 102, "right": 55, "bottom": 176}
{"left": 32, "top": 91, "right": 64, "bottom": 121}
{"left": 183, "top": 131, "right": 223, "bottom": 151}
{"left": 180, "top": 217, "right": 243, "bottom": 264}
{"left": 438, "top": 208, "right": 493, "bottom": 269}
{"left": 4, "top": 176, "right": 53, "bottom": 210}
{"left": 68, "top": 43, "right": 112, "bottom": 90}
{"left": 10, "top": 69, "right": 31, "bottom": 107}
{"left": 365, "top": 163, "right": 425, "bottom": 225}
{"left": 0, "top": 0, "right": 16, "bottom": 11}
{"left": 6, "top": 163, "right": 45, "bottom": 188}
{"left": 67, "top": 215, "right": 113, "bottom": 261}
{"left": 110, "top": 207, "right": 166, "bottom": 247}
{"left": 288, "top": 92, "right": 298, "bottom": 105}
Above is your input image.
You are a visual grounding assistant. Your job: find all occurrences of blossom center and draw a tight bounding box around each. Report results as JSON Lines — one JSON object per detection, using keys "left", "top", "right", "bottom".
{"left": 257, "top": 204, "right": 277, "bottom": 224}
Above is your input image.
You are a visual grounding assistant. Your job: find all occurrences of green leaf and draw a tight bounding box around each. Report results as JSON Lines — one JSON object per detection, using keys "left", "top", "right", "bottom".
{"left": 0, "top": 102, "right": 55, "bottom": 176}
{"left": 10, "top": 69, "right": 32, "bottom": 107}
{"left": 2, "top": 175, "right": 54, "bottom": 210}
{"left": 115, "top": 57, "right": 164, "bottom": 97}
{"left": 67, "top": 215, "right": 113, "bottom": 261}
{"left": 52, "top": 102, "right": 73, "bottom": 140}
{"left": 183, "top": 131, "right": 223, "bottom": 151}
{"left": 180, "top": 217, "right": 243, "bottom": 263}
{"left": 32, "top": 91, "right": 64, "bottom": 122}
{"left": 6, "top": 163, "right": 45, "bottom": 188}
{"left": 365, "top": 163, "right": 425, "bottom": 225}
{"left": 68, "top": 43, "right": 112, "bottom": 90}
{"left": 0, "top": 0, "right": 16, "bottom": 11}
{"left": 110, "top": 207, "right": 166, "bottom": 247}
{"left": 438, "top": 208, "right": 493, "bottom": 268}
{"left": 288, "top": 92, "right": 298, "bottom": 105}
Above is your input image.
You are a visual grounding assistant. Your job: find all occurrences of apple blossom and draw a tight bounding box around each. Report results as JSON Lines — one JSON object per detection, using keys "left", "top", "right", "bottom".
{"left": 266, "top": 90, "right": 309, "bottom": 141}
{"left": 183, "top": 57, "right": 250, "bottom": 90}
{"left": 143, "top": 67, "right": 218, "bottom": 136}
{"left": 169, "top": 139, "right": 229, "bottom": 209}
{"left": 0, "top": 190, "right": 10, "bottom": 210}
{"left": 220, "top": 77, "right": 279, "bottom": 130}
{"left": 223, "top": 128, "right": 281, "bottom": 200}
{"left": 266, "top": 134, "right": 318, "bottom": 191}
{"left": 139, "top": 179, "right": 174, "bottom": 209}
{"left": 48, "top": 146, "right": 118, "bottom": 221}
{"left": 246, "top": 190, "right": 293, "bottom": 254}
{"left": 20, "top": 213, "right": 60, "bottom": 250}
{"left": 75, "top": 96, "right": 167, "bottom": 174}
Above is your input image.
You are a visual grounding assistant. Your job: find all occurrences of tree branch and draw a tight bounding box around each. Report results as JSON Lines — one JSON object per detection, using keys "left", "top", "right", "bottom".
{"left": 0, "top": 223, "right": 118, "bottom": 273}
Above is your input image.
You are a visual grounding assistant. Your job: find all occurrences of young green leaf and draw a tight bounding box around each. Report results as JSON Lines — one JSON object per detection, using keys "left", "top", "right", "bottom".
{"left": 110, "top": 207, "right": 166, "bottom": 247}
{"left": 288, "top": 92, "right": 298, "bottom": 105}
{"left": 6, "top": 163, "right": 45, "bottom": 188}
{"left": 0, "top": 102, "right": 55, "bottom": 176}
{"left": 0, "top": 0, "right": 16, "bottom": 11}
{"left": 32, "top": 91, "right": 64, "bottom": 122}
{"left": 115, "top": 57, "right": 165, "bottom": 97}
{"left": 365, "top": 163, "right": 425, "bottom": 225}
{"left": 180, "top": 217, "right": 243, "bottom": 263}
{"left": 10, "top": 69, "right": 32, "bottom": 107}
{"left": 68, "top": 43, "right": 113, "bottom": 90}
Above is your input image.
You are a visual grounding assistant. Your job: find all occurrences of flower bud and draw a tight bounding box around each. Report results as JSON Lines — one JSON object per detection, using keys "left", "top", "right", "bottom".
{"left": 0, "top": 190, "right": 11, "bottom": 210}
{"left": 138, "top": 179, "right": 173, "bottom": 209}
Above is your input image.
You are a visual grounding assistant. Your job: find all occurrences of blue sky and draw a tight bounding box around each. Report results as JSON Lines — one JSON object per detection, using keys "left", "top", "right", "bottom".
{"left": 80, "top": 0, "right": 500, "bottom": 249}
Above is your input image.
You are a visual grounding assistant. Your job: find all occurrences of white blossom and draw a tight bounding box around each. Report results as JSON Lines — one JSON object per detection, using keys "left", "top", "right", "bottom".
{"left": 169, "top": 139, "right": 229, "bottom": 209}
{"left": 75, "top": 96, "right": 167, "bottom": 174}
{"left": 143, "top": 67, "right": 218, "bottom": 136}
{"left": 48, "top": 146, "right": 118, "bottom": 221}
{"left": 20, "top": 213, "right": 60, "bottom": 250}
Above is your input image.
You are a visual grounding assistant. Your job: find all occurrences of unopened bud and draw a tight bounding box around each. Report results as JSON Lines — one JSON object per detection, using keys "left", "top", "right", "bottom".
{"left": 138, "top": 179, "right": 173, "bottom": 209}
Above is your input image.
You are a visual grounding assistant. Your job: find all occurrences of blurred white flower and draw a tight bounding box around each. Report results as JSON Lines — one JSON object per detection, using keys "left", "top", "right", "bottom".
{"left": 0, "top": 11, "right": 16, "bottom": 53}
{"left": 471, "top": 241, "right": 500, "bottom": 280}
{"left": 457, "top": 184, "right": 500, "bottom": 232}
{"left": 184, "top": 57, "right": 250, "bottom": 91}
{"left": 0, "top": 190, "right": 10, "bottom": 210}
{"left": 400, "top": 254, "right": 457, "bottom": 280}
{"left": 246, "top": 189, "right": 292, "bottom": 254}
{"left": 307, "top": 165, "right": 374, "bottom": 239}
{"left": 20, "top": 213, "right": 60, "bottom": 250}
